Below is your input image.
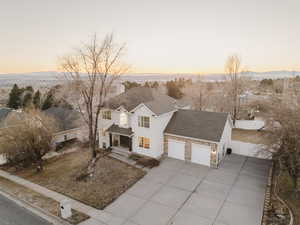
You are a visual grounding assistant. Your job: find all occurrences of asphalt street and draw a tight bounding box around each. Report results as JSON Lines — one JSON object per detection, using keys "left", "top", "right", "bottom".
{"left": 0, "top": 193, "right": 52, "bottom": 225}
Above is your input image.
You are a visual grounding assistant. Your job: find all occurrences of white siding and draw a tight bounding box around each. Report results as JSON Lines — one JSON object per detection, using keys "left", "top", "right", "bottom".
{"left": 98, "top": 109, "right": 120, "bottom": 148}
{"left": 53, "top": 129, "right": 79, "bottom": 144}
{"left": 217, "top": 117, "right": 232, "bottom": 162}
{"left": 131, "top": 105, "right": 174, "bottom": 158}
{"left": 98, "top": 105, "right": 173, "bottom": 157}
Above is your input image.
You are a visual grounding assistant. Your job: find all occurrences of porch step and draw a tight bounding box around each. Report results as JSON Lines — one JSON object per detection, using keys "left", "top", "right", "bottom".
{"left": 110, "top": 152, "right": 135, "bottom": 164}
{"left": 112, "top": 148, "right": 131, "bottom": 158}
{"left": 109, "top": 152, "right": 150, "bottom": 172}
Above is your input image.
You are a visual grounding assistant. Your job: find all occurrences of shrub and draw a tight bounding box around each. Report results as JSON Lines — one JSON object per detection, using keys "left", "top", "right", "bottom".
{"left": 129, "top": 153, "right": 142, "bottom": 161}
{"left": 136, "top": 157, "right": 160, "bottom": 168}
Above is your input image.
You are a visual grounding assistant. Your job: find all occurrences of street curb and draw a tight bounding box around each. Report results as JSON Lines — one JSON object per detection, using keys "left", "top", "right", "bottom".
{"left": 0, "top": 188, "right": 70, "bottom": 225}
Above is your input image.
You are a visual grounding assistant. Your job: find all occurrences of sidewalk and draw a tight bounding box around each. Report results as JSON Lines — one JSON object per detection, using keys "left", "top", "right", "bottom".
{"left": 43, "top": 147, "right": 79, "bottom": 160}
{"left": 0, "top": 170, "right": 123, "bottom": 225}
{"left": 0, "top": 188, "right": 68, "bottom": 225}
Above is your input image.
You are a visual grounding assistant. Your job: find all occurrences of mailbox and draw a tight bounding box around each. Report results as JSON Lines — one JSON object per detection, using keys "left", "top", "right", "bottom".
{"left": 60, "top": 199, "right": 72, "bottom": 219}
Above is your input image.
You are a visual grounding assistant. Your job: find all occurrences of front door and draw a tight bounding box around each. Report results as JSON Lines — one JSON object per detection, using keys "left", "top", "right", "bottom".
{"left": 120, "top": 135, "right": 130, "bottom": 148}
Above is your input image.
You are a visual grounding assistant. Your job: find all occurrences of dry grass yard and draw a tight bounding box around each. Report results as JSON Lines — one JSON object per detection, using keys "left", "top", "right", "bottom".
{"left": 5, "top": 148, "right": 145, "bottom": 209}
{"left": 232, "top": 128, "right": 270, "bottom": 145}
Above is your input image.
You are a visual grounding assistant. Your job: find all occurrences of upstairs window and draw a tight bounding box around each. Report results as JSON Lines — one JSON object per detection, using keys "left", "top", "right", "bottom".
{"left": 138, "top": 116, "right": 150, "bottom": 128}
{"left": 102, "top": 111, "right": 111, "bottom": 120}
{"left": 139, "top": 137, "right": 150, "bottom": 149}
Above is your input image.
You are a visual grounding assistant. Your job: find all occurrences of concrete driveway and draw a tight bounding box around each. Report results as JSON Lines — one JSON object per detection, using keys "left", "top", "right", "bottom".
{"left": 104, "top": 154, "right": 271, "bottom": 225}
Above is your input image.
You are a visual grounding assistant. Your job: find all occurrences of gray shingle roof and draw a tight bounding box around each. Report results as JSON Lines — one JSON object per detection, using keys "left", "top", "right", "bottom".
{"left": 106, "top": 87, "right": 177, "bottom": 115}
{"left": 0, "top": 107, "right": 12, "bottom": 122}
{"left": 44, "top": 107, "right": 82, "bottom": 131}
{"left": 106, "top": 124, "right": 133, "bottom": 136}
{"left": 0, "top": 107, "right": 13, "bottom": 128}
{"left": 164, "top": 109, "right": 229, "bottom": 142}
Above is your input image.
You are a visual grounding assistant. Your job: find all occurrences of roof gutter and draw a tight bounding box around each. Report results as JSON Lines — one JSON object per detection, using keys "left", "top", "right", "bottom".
{"left": 164, "top": 132, "right": 219, "bottom": 144}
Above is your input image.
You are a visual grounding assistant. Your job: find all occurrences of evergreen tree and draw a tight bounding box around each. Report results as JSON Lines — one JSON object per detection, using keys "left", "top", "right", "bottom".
{"left": 122, "top": 81, "right": 141, "bottom": 91}
{"left": 151, "top": 81, "right": 159, "bottom": 88}
{"left": 22, "top": 92, "right": 33, "bottom": 108}
{"left": 144, "top": 81, "right": 150, "bottom": 88}
{"left": 33, "top": 90, "right": 41, "bottom": 108}
{"left": 25, "top": 86, "right": 34, "bottom": 93}
{"left": 7, "top": 84, "right": 22, "bottom": 109}
{"left": 42, "top": 92, "right": 54, "bottom": 110}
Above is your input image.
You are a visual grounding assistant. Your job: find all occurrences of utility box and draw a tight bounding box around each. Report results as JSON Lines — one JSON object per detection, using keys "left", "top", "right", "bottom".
{"left": 60, "top": 199, "right": 72, "bottom": 219}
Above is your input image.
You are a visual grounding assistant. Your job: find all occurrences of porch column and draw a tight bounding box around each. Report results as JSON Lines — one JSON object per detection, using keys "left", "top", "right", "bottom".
{"left": 109, "top": 133, "right": 112, "bottom": 147}
{"left": 129, "top": 137, "right": 132, "bottom": 152}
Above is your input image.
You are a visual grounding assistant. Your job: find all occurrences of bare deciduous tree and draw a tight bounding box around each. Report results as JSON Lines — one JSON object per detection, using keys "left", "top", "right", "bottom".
{"left": 225, "top": 54, "right": 243, "bottom": 126}
{"left": 59, "top": 34, "right": 128, "bottom": 176}
{"left": 0, "top": 109, "right": 58, "bottom": 172}
{"left": 266, "top": 96, "right": 300, "bottom": 198}
{"left": 184, "top": 76, "right": 208, "bottom": 111}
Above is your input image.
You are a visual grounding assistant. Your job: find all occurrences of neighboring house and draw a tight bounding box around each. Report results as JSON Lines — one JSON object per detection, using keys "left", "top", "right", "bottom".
{"left": 0, "top": 107, "right": 23, "bottom": 129}
{"left": 98, "top": 87, "right": 232, "bottom": 168}
{"left": 0, "top": 107, "right": 13, "bottom": 128}
{"left": 44, "top": 107, "right": 82, "bottom": 145}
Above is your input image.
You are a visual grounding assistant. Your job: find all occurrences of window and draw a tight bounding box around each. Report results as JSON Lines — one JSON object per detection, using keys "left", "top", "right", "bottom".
{"left": 102, "top": 111, "right": 111, "bottom": 120}
{"left": 139, "top": 137, "right": 150, "bottom": 149}
{"left": 120, "top": 112, "right": 128, "bottom": 127}
{"left": 138, "top": 116, "right": 150, "bottom": 128}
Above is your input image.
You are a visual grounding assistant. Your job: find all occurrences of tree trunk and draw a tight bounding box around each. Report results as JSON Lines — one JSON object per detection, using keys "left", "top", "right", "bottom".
{"left": 233, "top": 106, "right": 237, "bottom": 126}
{"left": 87, "top": 154, "right": 97, "bottom": 177}
{"left": 36, "top": 159, "right": 43, "bottom": 173}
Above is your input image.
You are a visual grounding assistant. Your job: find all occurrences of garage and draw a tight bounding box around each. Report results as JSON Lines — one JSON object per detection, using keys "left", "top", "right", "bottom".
{"left": 164, "top": 109, "right": 232, "bottom": 168}
{"left": 191, "top": 143, "right": 211, "bottom": 166}
{"left": 168, "top": 139, "right": 185, "bottom": 160}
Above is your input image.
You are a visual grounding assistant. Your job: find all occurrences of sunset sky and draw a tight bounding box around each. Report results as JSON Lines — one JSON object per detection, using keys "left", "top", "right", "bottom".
{"left": 0, "top": 0, "right": 299, "bottom": 74}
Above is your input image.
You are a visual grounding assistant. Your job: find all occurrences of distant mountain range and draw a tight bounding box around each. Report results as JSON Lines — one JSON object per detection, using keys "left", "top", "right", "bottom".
{"left": 0, "top": 70, "right": 299, "bottom": 88}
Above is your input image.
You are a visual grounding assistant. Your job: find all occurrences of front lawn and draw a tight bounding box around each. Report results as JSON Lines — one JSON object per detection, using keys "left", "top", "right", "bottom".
{"left": 5, "top": 148, "right": 145, "bottom": 209}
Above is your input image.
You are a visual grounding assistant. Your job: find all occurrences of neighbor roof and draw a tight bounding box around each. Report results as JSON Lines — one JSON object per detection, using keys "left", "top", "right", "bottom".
{"left": 0, "top": 107, "right": 13, "bottom": 122}
{"left": 164, "top": 109, "right": 229, "bottom": 142}
{"left": 44, "top": 107, "right": 82, "bottom": 131}
{"left": 0, "top": 108, "right": 25, "bottom": 129}
{"left": 106, "top": 87, "right": 178, "bottom": 115}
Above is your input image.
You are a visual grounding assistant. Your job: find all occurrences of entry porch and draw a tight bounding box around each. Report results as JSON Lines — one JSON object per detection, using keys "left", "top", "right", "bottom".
{"left": 106, "top": 124, "right": 134, "bottom": 152}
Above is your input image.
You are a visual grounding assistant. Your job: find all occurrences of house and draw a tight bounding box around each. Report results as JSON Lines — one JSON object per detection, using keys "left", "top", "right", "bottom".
{"left": 44, "top": 107, "right": 83, "bottom": 145}
{"left": 98, "top": 87, "right": 232, "bottom": 168}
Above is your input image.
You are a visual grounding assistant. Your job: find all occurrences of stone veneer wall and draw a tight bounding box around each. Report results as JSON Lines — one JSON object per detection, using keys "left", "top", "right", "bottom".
{"left": 164, "top": 134, "right": 219, "bottom": 168}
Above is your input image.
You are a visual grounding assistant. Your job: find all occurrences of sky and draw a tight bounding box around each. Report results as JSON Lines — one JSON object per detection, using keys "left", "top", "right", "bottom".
{"left": 0, "top": 0, "right": 299, "bottom": 74}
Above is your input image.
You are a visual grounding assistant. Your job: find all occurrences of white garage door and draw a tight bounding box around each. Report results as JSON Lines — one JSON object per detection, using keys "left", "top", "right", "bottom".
{"left": 191, "top": 143, "right": 211, "bottom": 166}
{"left": 168, "top": 139, "right": 185, "bottom": 160}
